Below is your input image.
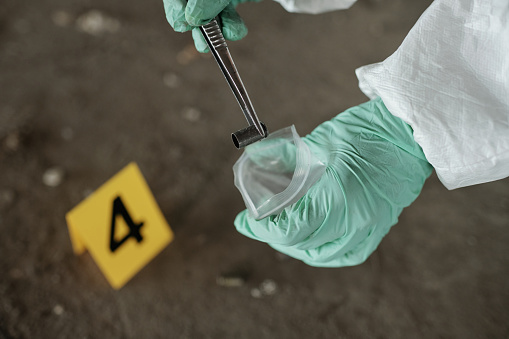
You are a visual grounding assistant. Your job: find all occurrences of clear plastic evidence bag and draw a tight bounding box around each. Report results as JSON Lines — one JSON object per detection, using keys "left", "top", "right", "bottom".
{"left": 233, "top": 125, "right": 326, "bottom": 220}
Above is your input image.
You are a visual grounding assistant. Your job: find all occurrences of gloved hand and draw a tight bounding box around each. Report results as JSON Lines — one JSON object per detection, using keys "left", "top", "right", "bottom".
{"left": 234, "top": 98, "right": 433, "bottom": 267}
{"left": 163, "top": 0, "right": 254, "bottom": 52}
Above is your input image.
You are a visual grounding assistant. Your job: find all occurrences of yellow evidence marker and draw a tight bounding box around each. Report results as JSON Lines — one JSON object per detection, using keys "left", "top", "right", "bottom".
{"left": 66, "top": 162, "right": 173, "bottom": 289}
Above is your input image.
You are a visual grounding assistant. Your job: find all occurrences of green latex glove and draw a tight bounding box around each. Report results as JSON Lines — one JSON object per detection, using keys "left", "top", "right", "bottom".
{"left": 234, "top": 98, "right": 433, "bottom": 267}
{"left": 163, "top": 0, "right": 254, "bottom": 52}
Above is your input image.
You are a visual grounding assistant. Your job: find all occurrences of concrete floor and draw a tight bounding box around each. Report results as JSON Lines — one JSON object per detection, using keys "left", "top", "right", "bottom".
{"left": 1, "top": 0, "right": 508, "bottom": 337}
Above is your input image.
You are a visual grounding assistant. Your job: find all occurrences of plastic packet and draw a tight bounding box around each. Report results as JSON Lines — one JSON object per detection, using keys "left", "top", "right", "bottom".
{"left": 233, "top": 125, "right": 326, "bottom": 220}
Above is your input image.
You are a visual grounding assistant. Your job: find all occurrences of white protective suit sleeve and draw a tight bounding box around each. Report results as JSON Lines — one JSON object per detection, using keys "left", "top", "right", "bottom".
{"left": 356, "top": 0, "right": 509, "bottom": 189}
{"left": 272, "top": 0, "right": 356, "bottom": 14}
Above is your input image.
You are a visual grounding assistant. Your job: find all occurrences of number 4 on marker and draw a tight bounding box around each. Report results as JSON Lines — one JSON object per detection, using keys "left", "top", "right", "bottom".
{"left": 110, "top": 196, "right": 144, "bottom": 252}
{"left": 66, "top": 162, "right": 173, "bottom": 289}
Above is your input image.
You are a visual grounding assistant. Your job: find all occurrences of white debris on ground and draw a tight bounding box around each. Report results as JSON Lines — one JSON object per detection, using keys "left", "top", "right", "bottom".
{"left": 163, "top": 73, "right": 181, "bottom": 89}
{"left": 181, "top": 107, "right": 201, "bottom": 122}
{"left": 216, "top": 267, "right": 250, "bottom": 288}
{"left": 216, "top": 275, "right": 245, "bottom": 288}
{"left": 42, "top": 167, "right": 65, "bottom": 187}
{"left": 260, "top": 279, "right": 277, "bottom": 295}
{"left": 251, "top": 279, "right": 278, "bottom": 298}
{"left": 250, "top": 288, "right": 262, "bottom": 298}
{"left": 75, "top": 10, "right": 120, "bottom": 36}
{"left": 53, "top": 304, "right": 64, "bottom": 316}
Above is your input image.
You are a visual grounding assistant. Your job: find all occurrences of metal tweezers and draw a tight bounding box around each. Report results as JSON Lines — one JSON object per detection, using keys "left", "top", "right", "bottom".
{"left": 199, "top": 18, "right": 268, "bottom": 148}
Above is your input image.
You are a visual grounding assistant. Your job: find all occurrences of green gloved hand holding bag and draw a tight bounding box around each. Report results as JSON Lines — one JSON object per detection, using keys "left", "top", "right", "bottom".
{"left": 235, "top": 98, "right": 433, "bottom": 267}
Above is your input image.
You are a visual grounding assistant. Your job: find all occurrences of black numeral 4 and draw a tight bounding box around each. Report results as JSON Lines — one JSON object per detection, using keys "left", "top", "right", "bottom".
{"left": 110, "top": 196, "right": 144, "bottom": 252}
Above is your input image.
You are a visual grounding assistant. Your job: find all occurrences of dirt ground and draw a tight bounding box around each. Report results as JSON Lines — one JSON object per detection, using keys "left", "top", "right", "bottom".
{"left": 1, "top": 0, "right": 509, "bottom": 337}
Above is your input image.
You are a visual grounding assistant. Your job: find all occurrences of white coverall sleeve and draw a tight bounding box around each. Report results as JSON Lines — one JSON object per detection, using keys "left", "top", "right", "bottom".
{"left": 272, "top": 0, "right": 356, "bottom": 14}
{"left": 356, "top": 0, "right": 509, "bottom": 189}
